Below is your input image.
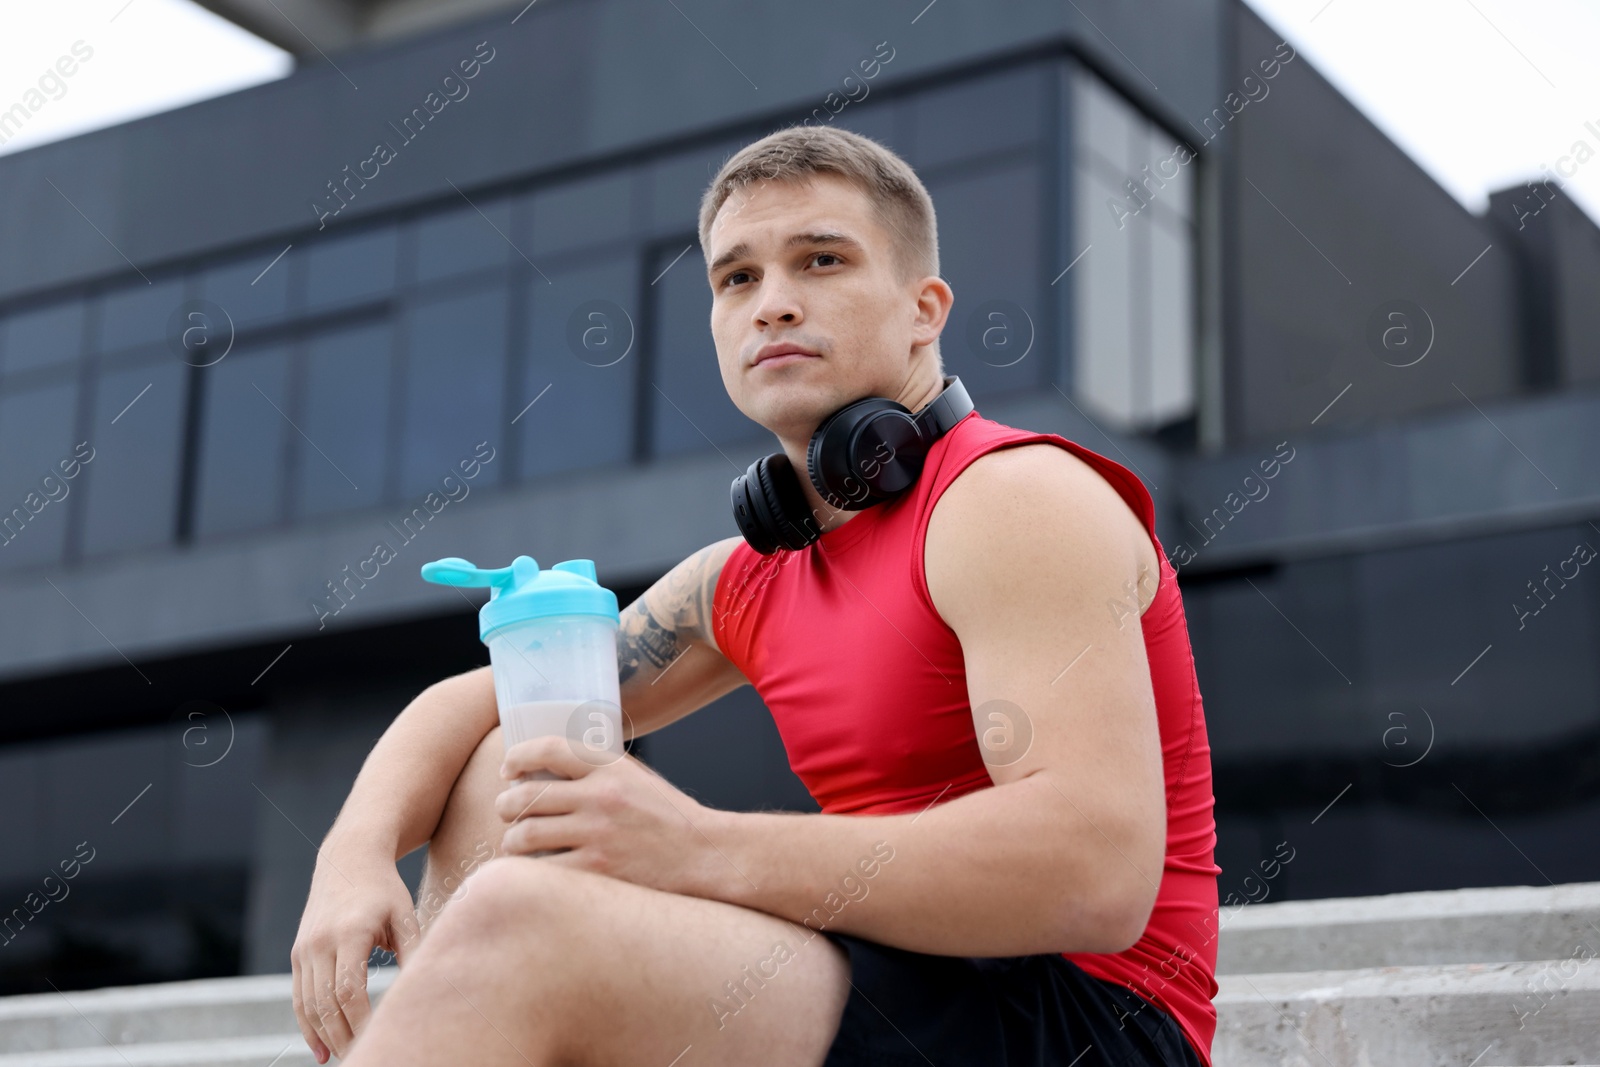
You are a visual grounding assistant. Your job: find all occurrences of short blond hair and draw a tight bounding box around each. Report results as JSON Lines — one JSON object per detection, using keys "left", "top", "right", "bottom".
{"left": 698, "top": 125, "right": 940, "bottom": 285}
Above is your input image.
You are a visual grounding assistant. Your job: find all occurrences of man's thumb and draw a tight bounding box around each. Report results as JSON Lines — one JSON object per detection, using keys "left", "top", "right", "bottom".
{"left": 385, "top": 907, "right": 422, "bottom": 968}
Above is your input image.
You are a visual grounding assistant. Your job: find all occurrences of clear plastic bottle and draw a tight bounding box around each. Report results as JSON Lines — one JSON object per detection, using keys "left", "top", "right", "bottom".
{"left": 421, "top": 555, "right": 622, "bottom": 855}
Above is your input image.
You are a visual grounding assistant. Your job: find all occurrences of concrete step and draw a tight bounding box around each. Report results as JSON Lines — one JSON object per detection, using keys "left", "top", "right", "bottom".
{"left": 0, "top": 1034, "right": 317, "bottom": 1066}
{"left": 0, "top": 968, "right": 396, "bottom": 1055}
{"left": 1214, "top": 958, "right": 1600, "bottom": 1067}
{"left": 3, "top": 882, "right": 1599, "bottom": 1065}
{"left": 1216, "top": 880, "right": 1600, "bottom": 974}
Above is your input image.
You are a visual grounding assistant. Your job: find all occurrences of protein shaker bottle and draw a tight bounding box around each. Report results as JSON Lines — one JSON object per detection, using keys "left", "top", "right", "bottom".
{"left": 419, "top": 555, "right": 623, "bottom": 786}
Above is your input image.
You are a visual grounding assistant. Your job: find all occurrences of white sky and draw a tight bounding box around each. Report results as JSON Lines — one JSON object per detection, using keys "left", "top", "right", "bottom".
{"left": 1242, "top": 0, "right": 1600, "bottom": 225}
{"left": 0, "top": 0, "right": 290, "bottom": 158}
{"left": 1, "top": 0, "right": 1597, "bottom": 227}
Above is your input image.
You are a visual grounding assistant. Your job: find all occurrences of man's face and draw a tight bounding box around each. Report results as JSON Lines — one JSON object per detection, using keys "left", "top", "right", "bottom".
{"left": 705, "top": 172, "right": 949, "bottom": 441}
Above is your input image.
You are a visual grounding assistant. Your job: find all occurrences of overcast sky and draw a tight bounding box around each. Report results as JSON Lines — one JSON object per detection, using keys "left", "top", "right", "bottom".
{"left": 2, "top": 0, "right": 1596, "bottom": 225}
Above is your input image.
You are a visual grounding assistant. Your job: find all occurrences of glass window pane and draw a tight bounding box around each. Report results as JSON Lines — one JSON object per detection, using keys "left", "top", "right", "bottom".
{"left": 0, "top": 381, "right": 79, "bottom": 570}
{"left": 200, "top": 254, "right": 291, "bottom": 331}
{"left": 1074, "top": 167, "right": 1135, "bottom": 425}
{"left": 1149, "top": 219, "right": 1195, "bottom": 424}
{"left": 303, "top": 227, "right": 399, "bottom": 312}
{"left": 1, "top": 300, "right": 86, "bottom": 376}
{"left": 519, "top": 253, "right": 638, "bottom": 480}
{"left": 644, "top": 140, "right": 743, "bottom": 238}
{"left": 1075, "top": 66, "right": 1136, "bottom": 176}
{"left": 414, "top": 201, "right": 512, "bottom": 283}
{"left": 529, "top": 172, "right": 635, "bottom": 257}
{"left": 296, "top": 322, "right": 393, "bottom": 518}
{"left": 1071, "top": 65, "right": 1196, "bottom": 432}
{"left": 648, "top": 243, "right": 762, "bottom": 458}
{"left": 100, "top": 279, "right": 186, "bottom": 355}
{"left": 1141, "top": 124, "right": 1194, "bottom": 223}
{"left": 400, "top": 287, "right": 506, "bottom": 498}
{"left": 81, "top": 361, "right": 186, "bottom": 556}
{"left": 195, "top": 345, "right": 291, "bottom": 538}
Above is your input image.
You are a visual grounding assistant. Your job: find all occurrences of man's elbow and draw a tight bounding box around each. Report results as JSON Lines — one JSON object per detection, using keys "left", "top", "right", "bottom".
{"left": 1065, "top": 837, "right": 1163, "bottom": 954}
{"left": 1096, "top": 873, "right": 1161, "bottom": 953}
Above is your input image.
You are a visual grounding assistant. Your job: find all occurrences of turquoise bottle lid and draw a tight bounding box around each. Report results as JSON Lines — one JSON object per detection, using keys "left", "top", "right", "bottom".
{"left": 420, "top": 555, "right": 620, "bottom": 642}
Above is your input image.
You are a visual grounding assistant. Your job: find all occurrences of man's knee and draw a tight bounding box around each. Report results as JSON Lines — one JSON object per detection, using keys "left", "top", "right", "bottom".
{"left": 429, "top": 856, "right": 580, "bottom": 950}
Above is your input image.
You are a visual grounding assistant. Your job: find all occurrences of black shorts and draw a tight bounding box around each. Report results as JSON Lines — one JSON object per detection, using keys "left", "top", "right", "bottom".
{"left": 818, "top": 931, "right": 1205, "bottom": 1067}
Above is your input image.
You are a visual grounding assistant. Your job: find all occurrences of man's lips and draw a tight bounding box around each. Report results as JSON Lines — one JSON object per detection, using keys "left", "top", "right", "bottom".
{"left": 753, "top": 344, "right": 821, "bottom": 367}
{"left": 754, "top": 352, "right": 820, "bottom": 367}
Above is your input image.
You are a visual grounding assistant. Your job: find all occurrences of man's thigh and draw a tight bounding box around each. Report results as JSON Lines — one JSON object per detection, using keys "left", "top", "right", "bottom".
{"left": 433, "top": 856, "right": 853, "bottom": 1067}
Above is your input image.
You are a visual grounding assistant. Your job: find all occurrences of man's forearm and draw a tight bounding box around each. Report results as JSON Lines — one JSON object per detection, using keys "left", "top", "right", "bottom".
{"left": 693, "top": 771, "right": 1155, "bottom": 958}
{"left": 324, "top": 668, "right": 499, "bottom": 861}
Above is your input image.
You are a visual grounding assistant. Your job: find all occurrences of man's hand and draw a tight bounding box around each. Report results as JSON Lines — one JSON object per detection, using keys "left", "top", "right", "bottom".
{"left": 290, "top": 852, "right": 420, "bottom": 1064}
{"left": 495, "top": 737, "right": 729, "bottom": 898}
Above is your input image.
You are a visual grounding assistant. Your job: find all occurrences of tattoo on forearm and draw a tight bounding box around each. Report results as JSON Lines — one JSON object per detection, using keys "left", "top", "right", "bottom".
{"left": 617, "top": 601, "right": 681, "bottom": 686}
{"left": 615, "top": 541, "right": 733, "bottom": 687}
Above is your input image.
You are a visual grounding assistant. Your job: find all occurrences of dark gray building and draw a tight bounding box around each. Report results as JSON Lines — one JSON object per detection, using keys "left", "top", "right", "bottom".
{"left": 1, "top": 0, "right": 1595, "bottom": 995}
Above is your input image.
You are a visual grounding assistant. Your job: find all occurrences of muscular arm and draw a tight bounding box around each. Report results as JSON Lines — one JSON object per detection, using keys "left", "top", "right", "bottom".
{"left": 690, "top": 446, "right": 1167, "bottom": 957}
{"left": 615, "top": 535, "right": 751, "bottom": 740}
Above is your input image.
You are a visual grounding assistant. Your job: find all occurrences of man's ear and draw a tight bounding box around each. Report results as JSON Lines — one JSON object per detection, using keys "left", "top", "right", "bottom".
{"left": 911, "top": 276, "right": 954, "bottom": 345}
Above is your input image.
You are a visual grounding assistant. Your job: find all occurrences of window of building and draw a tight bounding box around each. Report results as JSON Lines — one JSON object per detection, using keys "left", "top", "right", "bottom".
{"left": 80, "top": 359, "right": 187, "bottom": 556}
{"left": 194, "top": 344, "right": 292, "bottom": 538}
{"left": 399, "top": 286, "right": 507, "bottom": 497}
{"left": 302, "top": 227, "right": 399, "bottom": 313}
{"left": 294, "top": 321, "right": 394, "bottom": 519}
{"left": 0, "top": 299, "right": 86, "bottom": 376}
{"left": 0, "top": 379, "right": 79, "bottom": 570}
{"left": 1071, "top": 65, "right": 1197, "bottom": 434}
{"left": 413, "top": 199, "right": 513, "bottom": 285}
{"left": 518, "top": 252, "right": 637, "bottom": 480}
{"left": 647, "top": 240, "right": 764, "bottom": 459}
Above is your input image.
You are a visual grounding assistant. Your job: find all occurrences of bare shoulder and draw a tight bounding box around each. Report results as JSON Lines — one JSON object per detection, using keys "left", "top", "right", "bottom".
{"left": 667, "top": 535, "right": 747, "bottom": 655}
{"left": 923, "top": 443, "right": 1160, "bottom": 632}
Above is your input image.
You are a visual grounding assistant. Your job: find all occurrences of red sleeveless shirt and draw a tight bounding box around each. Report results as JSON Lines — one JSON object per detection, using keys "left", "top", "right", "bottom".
{"left": 712, "top": 410, "right": 1220, "bottom": 1064}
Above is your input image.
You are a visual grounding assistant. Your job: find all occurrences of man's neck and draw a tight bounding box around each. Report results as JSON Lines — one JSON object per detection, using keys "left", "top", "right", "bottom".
{"left": 781, "top": 371, "right": 948, "bottom": 537}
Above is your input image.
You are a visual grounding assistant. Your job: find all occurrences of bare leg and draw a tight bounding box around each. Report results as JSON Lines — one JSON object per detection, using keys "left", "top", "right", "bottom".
{"left": 350, "top": 822, "right": 853, "bottom": 1066}
{"left": 410, "top": 726, "right": 511, "bottom": 946}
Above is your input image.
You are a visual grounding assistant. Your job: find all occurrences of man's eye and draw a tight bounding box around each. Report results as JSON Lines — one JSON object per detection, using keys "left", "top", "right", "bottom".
{"left": 722, "top": 270, "right": 751, "bottom": 288}
{"left": 812, "top": 252, "right": 841, "bottom": 267}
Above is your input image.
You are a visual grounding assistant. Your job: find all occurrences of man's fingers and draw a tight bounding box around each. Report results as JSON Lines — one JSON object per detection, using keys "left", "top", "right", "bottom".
{"left": 295, "top": 952, "right": 332, "bottom": 1064}
{"left": 332, "top": 939, "right": 375, "bottom": 1045}
{"left": 290, "top": 953, "right": 330, "bottom": 1064}
{"left": 309, "top": 953, "right": 356, "bottom": 1057}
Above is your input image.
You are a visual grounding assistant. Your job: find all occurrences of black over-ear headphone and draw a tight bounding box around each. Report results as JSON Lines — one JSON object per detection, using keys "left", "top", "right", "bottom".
{"left": 730, "top": 375, "right": 975, "bottom": 555}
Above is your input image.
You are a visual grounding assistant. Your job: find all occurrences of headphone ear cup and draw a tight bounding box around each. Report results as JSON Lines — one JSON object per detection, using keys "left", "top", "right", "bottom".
{"left": 808, "top": 398, "right": 916, "bottom": 510}
{"left": 731, "top": 453, "right": 819, "bottom": 554}
{"left": 758, "top": 452, "right": 822, "bottom": 550}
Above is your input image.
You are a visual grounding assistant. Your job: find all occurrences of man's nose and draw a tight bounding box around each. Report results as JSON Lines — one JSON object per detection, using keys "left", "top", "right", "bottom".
{"left": 754, "top": 279, "right": 802, "bottom": 325}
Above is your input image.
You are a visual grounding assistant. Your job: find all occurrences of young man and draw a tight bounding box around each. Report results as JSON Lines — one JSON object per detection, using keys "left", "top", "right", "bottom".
{"left": 293, "top": 125, "right": 1219, "bottom": 1066}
